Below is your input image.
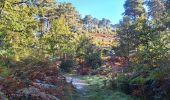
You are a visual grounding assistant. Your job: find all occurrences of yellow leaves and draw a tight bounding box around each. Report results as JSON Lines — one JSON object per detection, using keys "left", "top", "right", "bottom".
{"left": 51, "top": 16, "right": 71, "bottom": 35}
{"left": 138, "top": 44, "right": 145, "bottom": 51}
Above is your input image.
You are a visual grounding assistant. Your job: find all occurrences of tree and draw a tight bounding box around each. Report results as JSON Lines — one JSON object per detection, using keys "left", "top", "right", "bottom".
{"left": 82, "top": 15, "right": 94, "bottom": 31}
{"left": 0, "top": 0, "right": 5, "bottom": 17}
{"left": 136, "top": 20, "right": 169, "bottom": 67}
{"left": 116, "top": 17, "right": 133, "bottom": 57}
{"left": 42, "top": 16, "right": 74, "bottom": 59}
{"left": 124, "top": 0, "right": 145, "bottom": 20}
{"left": 98, "top": 18, "right": 111, "bottom": 28}
{"left": 160, "top": 0, "right": 170, "bottom": 29}
{"left": 117, "top": 0, "right": 146, "bottom": 58}
{"left": 56, "top": 3, "right": 81, "bottom": 33}
{"left": 91, "top": 18, "right": 99, "bottom": 32}
{"left": 147, "top": 0, "right": 165, "bottom": 20}
{"left": 76, "top": 34, "right": 94, "bottom": 59}
{"left": 76, "top": 34, "right": 102, "bottom": 68}
{"left": 0, "top": 0, "right": 38, "bottom": 61}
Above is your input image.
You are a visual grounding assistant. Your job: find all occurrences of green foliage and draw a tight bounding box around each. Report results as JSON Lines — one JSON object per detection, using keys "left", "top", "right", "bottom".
{"left": 85, "top": 52, "right": 102, "bottom": 69}
{"left": 136, "top": 21, "right": 169, "bottom": 67}
{"left": 76, "top": 34, "right": 102, "bottom": 68}
{"left": 81, "top": 75, "right": 134, "bottom": 100}
{"left": 0, "top": 0, "right": 39, "bottom": 61}
{"left": 147, "top": 0, "right": 165, "bottom": 20}
{"left": 148, "top": 67, "right": 167, "bottom": 80}
{"left": 76, "top": 34, "right": 93, "bottom": 58}
{"left": 116, "top": 17, "right": 133, "bottom": 56}
{"left": 124, "top": 0, "right": 145, "bottom": 20}
{"left": 117, "top": 0, "right": 170, "bottom": 68}
{"left": 116, "top": 74, "right": 130, "bottom": 93}
{"left": 111, "top": 91, "right": 134, "bottom": 100}
{"left": 130, "top": 75, "right": 146, "bottom": 84}
{"left": 60, "top": 59, "right": 75, "bottom": 72}
{"left": 117, "top": 74, "right": 130, "bottom": 83}
{"left": 42, "top": 16, "right": 75, "bottom": 58}
{"left": 0, "top": 61, "right": 10, "bottom": 77}
{"left": 0, "top": 66, "right": 10, "bottom": 77}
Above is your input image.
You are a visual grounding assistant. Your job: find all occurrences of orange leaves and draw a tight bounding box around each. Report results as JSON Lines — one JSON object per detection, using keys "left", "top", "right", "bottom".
{"left": 106, "top": 56, "right": 128, "bottom": 67}
{"left": 77, "top": 67, "right": 92, "bottom": 75}
{"left": 0, "top": 61, "right": 75, "bottom": 99}
{"left": 30, "top": 71, "right": 46, "bottom": 81}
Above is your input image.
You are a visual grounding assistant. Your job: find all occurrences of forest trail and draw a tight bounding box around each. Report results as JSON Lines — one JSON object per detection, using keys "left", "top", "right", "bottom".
{"left": 64, "top": 74, "right": 90, "bottom": 100}
{"left": 64, "top": 74, "right": 134, "bottom": 100}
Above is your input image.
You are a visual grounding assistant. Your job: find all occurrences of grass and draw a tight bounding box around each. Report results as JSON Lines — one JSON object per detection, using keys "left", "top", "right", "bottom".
{"left": 80, "top": 75, "right": 134, "bottom": 100}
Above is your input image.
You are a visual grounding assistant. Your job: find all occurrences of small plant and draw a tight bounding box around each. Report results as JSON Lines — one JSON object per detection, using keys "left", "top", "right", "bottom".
{"left": 0, "top": 66, "right": 10, "bottom": 77}
{"left": 0, "top": 60, "right": 10, "bottom": 77}
{"left": 116, "top": 74, "right": 130, "bottom": 94}
{"left": 117, "top": 74, "right": 129, "bottom": 83}
{"left": 146, "top": 67, "right": 166, "bottom": 81}
{"left": 130, "top": 75, "right": 145, "bottom": 84}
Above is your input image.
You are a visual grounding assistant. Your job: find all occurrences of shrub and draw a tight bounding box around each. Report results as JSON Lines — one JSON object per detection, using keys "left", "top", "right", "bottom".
{"left": 0, "top": 66, "right": 11, "bottom": 77}
{"left": 60, "top": 59, "right": 75, "bottom": 72}
{"left": 85, "top": 52, "right": 102, "bottom": 69}
{"left": 148, "top": 67, "right": 167, "bottom": 80}
{"left": 0, "top": 61, "right": 11, "bottom": 77}
{"left": 116, "top": 74, "right": 130, "bottom": 94}
{"left": 117, "top": 74, "right": 129, "bottom": 83}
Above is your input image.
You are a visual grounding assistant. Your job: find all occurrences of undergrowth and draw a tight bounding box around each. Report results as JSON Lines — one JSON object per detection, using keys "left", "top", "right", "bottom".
{"left": 81, "top": 75, "right": 134, "bottom": 100}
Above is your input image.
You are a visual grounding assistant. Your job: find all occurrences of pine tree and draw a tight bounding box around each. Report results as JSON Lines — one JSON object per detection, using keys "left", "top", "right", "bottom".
{"left": 124, "top": 0, "right": 145, "bottom": 20}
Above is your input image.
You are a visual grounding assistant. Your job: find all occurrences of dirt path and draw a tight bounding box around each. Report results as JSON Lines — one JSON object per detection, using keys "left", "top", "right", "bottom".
{"left": 64, "top": 74, "right": 134, "bottom": 100}
{"left": 64, "top": 74, "right": 90, "bottom": 100}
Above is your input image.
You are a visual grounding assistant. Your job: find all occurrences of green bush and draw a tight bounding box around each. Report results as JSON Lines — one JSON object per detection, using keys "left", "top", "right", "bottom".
{"left": 85, "top": 52, "right": 102, "bottom": 69}
{"left": 116, "top": 74, "right": 130, "bottom": 94}
{"left": 117, "top": 74, "right": 129, "bottom": 83}
{"left": 60, "top": 59, "right": 75, "bottom": 72}
{"left": 148, "top": 68, "right": 166, "bottom": 80}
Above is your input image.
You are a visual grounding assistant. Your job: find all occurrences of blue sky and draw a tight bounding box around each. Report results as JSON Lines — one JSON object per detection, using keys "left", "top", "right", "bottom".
{"left": 59, "top": 0, "right": 126, "bottom": 24}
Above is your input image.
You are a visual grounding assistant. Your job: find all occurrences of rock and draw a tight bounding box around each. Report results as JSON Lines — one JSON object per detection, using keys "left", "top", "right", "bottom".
{"left": 0, "top": 92, "right": 8, "bottom": 100}
{"left": 0, "top": 77, "right": 4, "bottom": 81}
{"left": 46, "top": 94, "right": 60, "bottom": 100}
{"left": 17, "top": 87, "right": 40, "bottom": 95}
{"left": 17, "top": 87, "right": 59, "bottom": 100}
{"left": 32, "top": 82, "right": 57, "bottom": 89}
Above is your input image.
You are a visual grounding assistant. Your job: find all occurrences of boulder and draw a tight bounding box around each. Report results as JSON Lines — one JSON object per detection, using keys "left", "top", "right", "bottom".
{"left": 17, "top": 87, "right": 40, "bottom": 95}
